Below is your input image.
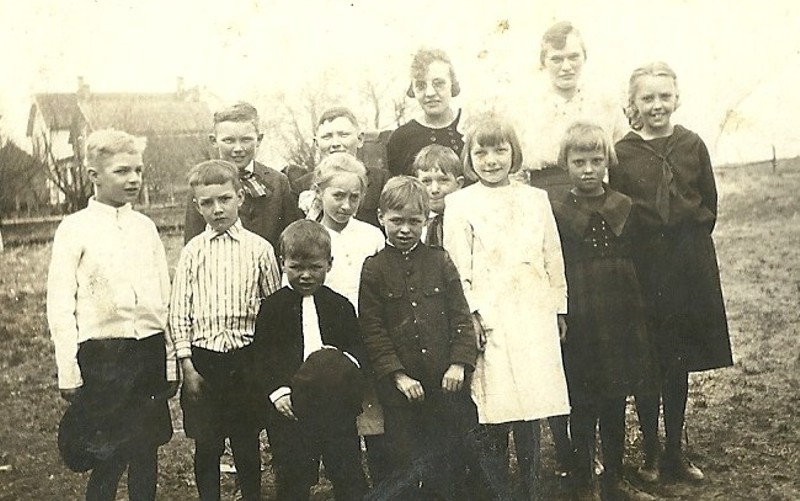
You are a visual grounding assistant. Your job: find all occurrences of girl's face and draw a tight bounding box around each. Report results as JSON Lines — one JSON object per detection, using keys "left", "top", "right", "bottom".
{"left": 566, "top": 147, "right": 607, "bottom": 197}
{"left": 317, "top": 172, "right": 362, "bottom": 231}
{"left": 542, "top": 33, "right": 585, "bottom": 94}
{"left": 633, "top": 75, "right": 678, "bottom": 137}
{"left": 412, "top": 61, "right": 453, "bottom": 120}
{"left": 470, "top": 140, "right": 513, "bottom": 188}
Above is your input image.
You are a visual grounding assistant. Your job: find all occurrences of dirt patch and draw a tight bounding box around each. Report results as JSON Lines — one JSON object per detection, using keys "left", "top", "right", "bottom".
{"left": 1, "top": 163, "right": 799, "bottom": 500}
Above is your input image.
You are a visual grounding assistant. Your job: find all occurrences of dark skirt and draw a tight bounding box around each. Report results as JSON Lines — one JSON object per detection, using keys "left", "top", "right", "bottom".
{"left": 564, "top": 256, "right": 658, "bottom": 404}
{"left": 58, "top": 333, "right": 173, "bottom": 472}
{"left": 633, "top": 226, "right": 733, "bottom": 372}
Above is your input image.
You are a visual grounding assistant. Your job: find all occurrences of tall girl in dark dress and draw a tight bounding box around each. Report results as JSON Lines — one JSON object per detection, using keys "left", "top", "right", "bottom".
{"left": 386, "top": 48, "right": 464, "bottom": 177}
{"left": 610, "top": 62, "right": 733, "bottom": 485}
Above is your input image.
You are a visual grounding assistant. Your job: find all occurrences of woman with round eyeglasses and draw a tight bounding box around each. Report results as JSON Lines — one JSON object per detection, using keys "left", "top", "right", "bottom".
{"left": 386, "top": 48, "right": 465, "bottom": 177}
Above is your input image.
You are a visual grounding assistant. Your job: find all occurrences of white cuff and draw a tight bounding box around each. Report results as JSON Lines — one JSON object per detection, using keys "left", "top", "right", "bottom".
{"left": 269, "top": 386, "right": 291, "bottom": 404}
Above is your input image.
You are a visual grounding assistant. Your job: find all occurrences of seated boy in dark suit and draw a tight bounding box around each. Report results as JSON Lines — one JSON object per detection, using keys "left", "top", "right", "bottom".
{"left": 185, "top": 101, "right": 299, "bottom": 248}
{"left": 251, "top": 220, "right": 368, "bottom": 501}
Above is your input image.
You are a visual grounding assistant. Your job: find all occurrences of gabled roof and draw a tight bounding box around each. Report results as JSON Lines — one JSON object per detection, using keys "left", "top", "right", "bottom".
{"left": 28, "top": 92, "right": 212, "bottom": 137}
{"left": 79, "top": 94, "right": 211, "bottom": 134}
{"left": 29, "top": 94, "right": 79, "bottom": 132}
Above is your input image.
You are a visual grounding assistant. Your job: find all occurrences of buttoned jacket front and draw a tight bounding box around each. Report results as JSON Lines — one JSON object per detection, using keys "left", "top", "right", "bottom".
{"left": 358, "top": 244, "right": 476, "bottom": 407}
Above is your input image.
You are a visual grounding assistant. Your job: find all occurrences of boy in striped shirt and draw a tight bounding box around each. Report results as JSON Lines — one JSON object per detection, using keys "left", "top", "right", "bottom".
{"left": 169, "top": 160, "right": 280, "bottom": 501}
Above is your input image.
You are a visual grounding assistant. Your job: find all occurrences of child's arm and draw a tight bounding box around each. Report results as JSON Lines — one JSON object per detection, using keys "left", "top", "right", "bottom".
{"left": 541, "top": 197, "right": 569, "bottom": 319}
{"left": 696, "top": 139, "right": 719, "bottom": 231}
{"left": 46, "top": 220, "right": 83, "bottom": 397}
{"left": 258, "top": 244, "right": 281, "bottom": 299}
{"left": 251, "top": 296, "right": 298, "bottom": 420}
{"left": 168, "top": 247, "right": 202, "bottom": 399}
{"left": 151, "top": 226, "right": 178, "bottom": 391}
{"left": 441, "top": 251, "right": 479, "bottom": 392}
{"left": 442, "top": 198, "right": 486, "bottom": 346}
{"left": 358, "top": 257, "right": 424, "bottom": 402}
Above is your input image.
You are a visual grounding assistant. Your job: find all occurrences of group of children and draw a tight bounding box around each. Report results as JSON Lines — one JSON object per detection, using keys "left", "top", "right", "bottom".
{"left": 47, "top": 34, "right": 732, "bottom": 501}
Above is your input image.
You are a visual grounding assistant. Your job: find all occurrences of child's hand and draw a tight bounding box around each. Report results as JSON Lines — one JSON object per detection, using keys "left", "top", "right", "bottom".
{"left": 393, "top": 372, "right": 425, "bottom": 402}
{"left": 59, "top": 387, "right": 81, "bottom": 403}
{"left": 274, "top": 394, "right": 298, "bottom": 421}
{"left": 441, "top": 364, "right": 466, "bottom": 393}
{"left": 557, "top": 315, "right": 568, "bottom": 343}
{"left": 181, "top": 358, "right": 205, "bottom": 403}
{"left": 472, "top": 312, "right": 487, "bottom": 351}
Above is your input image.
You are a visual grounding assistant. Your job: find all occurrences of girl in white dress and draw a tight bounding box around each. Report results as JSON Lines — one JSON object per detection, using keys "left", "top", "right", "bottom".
{"left": 444, "top": 114, "right": 570, "bottom": 500}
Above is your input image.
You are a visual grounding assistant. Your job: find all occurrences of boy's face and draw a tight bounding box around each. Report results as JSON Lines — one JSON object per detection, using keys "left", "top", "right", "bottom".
{"left": 379, "top": 206, "right": 426, "bottom": 252}
{"left": 566, "top": 148, "right": 607, "bottom": 196}
{"left": 282, "top": 249, "right": 332, "bottom": 296}
{"left": 89, "top": 152, "right": 143, "bottom": 208}
{"left": 415, "top": 168, "right": 463, "bottom": 214}
{"left": 210, "top": 120, "right": 263, "bottom": 171}
{"left": 193, "top": 181, "right": 244, "bottom": 233}
{"left": 315, "top": 117, "right": 364, "bottom": 158}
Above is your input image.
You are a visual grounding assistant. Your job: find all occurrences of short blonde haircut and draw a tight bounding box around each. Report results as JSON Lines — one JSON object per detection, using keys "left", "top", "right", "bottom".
{"left": 85, "top": 129, "right": 145, "bottom": 170}
{"left": 625, "top": 61, "right": 680, "bottom": 131}
{"left": 412, "top": 144, "right": 463, "bottom": 179}
{"left": 558, "top": 122, "right": 618, "bottom": 169}
{"left": 461, "top": 114, "right": 523, "bottom": 182}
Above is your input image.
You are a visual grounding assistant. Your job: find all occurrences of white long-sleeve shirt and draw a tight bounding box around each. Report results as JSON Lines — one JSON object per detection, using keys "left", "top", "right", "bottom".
{"left": 47, "top": 199, "right": 175, "bottom": 389}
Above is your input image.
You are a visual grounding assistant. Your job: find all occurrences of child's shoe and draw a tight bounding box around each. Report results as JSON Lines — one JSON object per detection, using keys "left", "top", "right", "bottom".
{"left": 637, "top": 444, "right": 660, "bottom": 483}
{"left": 661, "top": 451, "right": 704, "bottom": 482}
{"left": 573, "top": 482, "right": 602, "bottom": 501}
{"left": 607, "top": 478, "right": 656, "bottom": 501}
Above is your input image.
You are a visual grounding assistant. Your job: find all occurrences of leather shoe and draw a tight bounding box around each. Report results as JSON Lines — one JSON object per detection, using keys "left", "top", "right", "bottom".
{"left": 611, "top": 478, "right": 657, "bottom": 501}
{"left": 662, "top": 452, "right": 704, "bottom": 482}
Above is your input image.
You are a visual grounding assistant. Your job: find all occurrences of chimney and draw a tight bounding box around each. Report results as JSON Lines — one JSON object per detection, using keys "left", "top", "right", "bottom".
{"left": 176, "top": 76, "right": 185, "bottom": 98}
{"left": 77, "top": 76, "right": 90, "bottom": 100}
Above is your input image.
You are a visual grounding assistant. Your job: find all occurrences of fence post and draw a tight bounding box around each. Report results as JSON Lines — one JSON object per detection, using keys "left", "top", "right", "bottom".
{"left": 772, "top": 145, "right": 777, "bottom": 174}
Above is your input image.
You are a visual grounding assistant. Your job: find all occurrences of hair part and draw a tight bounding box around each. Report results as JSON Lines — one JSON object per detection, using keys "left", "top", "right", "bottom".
{"left": 379, "top": 176, "right": 429, "bottom": 214}
{"left": 279, "top": 219, "right": 332, "bottom": 261}
{"left": 85, "top": 129, "right": 146, "bottom": 170}
{"left": 317, "top": 106, "right": 359, "bottom": 130}
{"left": 462, "top": 114, "right": 524, "bottom": 182}
{"left": 312, "top": 152, "right": 368, "bottom": 193}
{"left": 187, "top": 159, "right": 242, "bottom": 192}
{"left": 412, "top": 144, "right": 463, "bottom": 179}
{"left": 406, "top": 47, "right": 461, "bottom": 98}
{"left": 213, "top": 101, "right": 260, "bottom": 133}
{"left": 540, "top": 21, "right": 586, "bottom": 67}
{"left": 557, "top": 121, "right": 618, "bottom": 169}
{"left": 625, "top": 61, "right": 680, "bottom": 131}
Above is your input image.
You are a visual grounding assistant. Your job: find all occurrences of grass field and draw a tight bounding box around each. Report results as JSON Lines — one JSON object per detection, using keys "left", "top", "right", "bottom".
{"left": 1, "top": 163, "right": 799, "bottom": 500}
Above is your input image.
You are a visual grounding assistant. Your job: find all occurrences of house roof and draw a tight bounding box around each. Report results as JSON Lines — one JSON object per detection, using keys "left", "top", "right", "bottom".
{"left": 30, "top": 93, "right": 79, "bottom": 132}
{"left": 28, "top": 92, "right": 212, "bottom": 137}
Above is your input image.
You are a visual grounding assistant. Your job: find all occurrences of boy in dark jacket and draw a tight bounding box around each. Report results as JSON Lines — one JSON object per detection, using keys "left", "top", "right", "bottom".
{"left": 251, "top": 220, "right": 368, "bottom": 501}
{"left": 358, "top": 176, "right": 478, "bottom": 500}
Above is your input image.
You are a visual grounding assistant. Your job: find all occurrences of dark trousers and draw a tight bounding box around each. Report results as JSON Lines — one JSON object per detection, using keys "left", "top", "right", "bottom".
{"left": 570, "top": 396, "right": 626, "bottom": 483}
{"left": 266, "top": 409, "right": 366, "bottom": 501}
{"left": 182, "top": 347, "right": 262, "bottom": 501}
{"left": 85, "top": 443, "right": 158, "bottom": 501}
{"left": 547, "top": 415, "right": 573, "bottom": 469}
{"left": 635, "top": 367, "right": 689, "bottom": 455}
{"left": 370, "top": 392, "right": 478, "bottom": 501}
{"left": 473, "top": 420, "right": 541, "bottom": 501}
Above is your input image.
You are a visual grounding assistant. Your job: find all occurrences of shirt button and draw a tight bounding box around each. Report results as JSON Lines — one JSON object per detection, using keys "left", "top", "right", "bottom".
{"left": 411, "top": 301, "right": 418, "bottom": 307}
{"left": 406, "top": 271, "right": 412, "bottom": 276}
{"left": 421, "top": 348, "right": 427, "bottom": 354}
{"left": 409, "top": 287, "right": 416, "bottom": 292}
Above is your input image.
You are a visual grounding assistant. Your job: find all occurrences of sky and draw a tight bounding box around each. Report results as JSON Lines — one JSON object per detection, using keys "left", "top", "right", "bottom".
{"left": 1, "top": 0, "right": 799, "bottom": 165}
